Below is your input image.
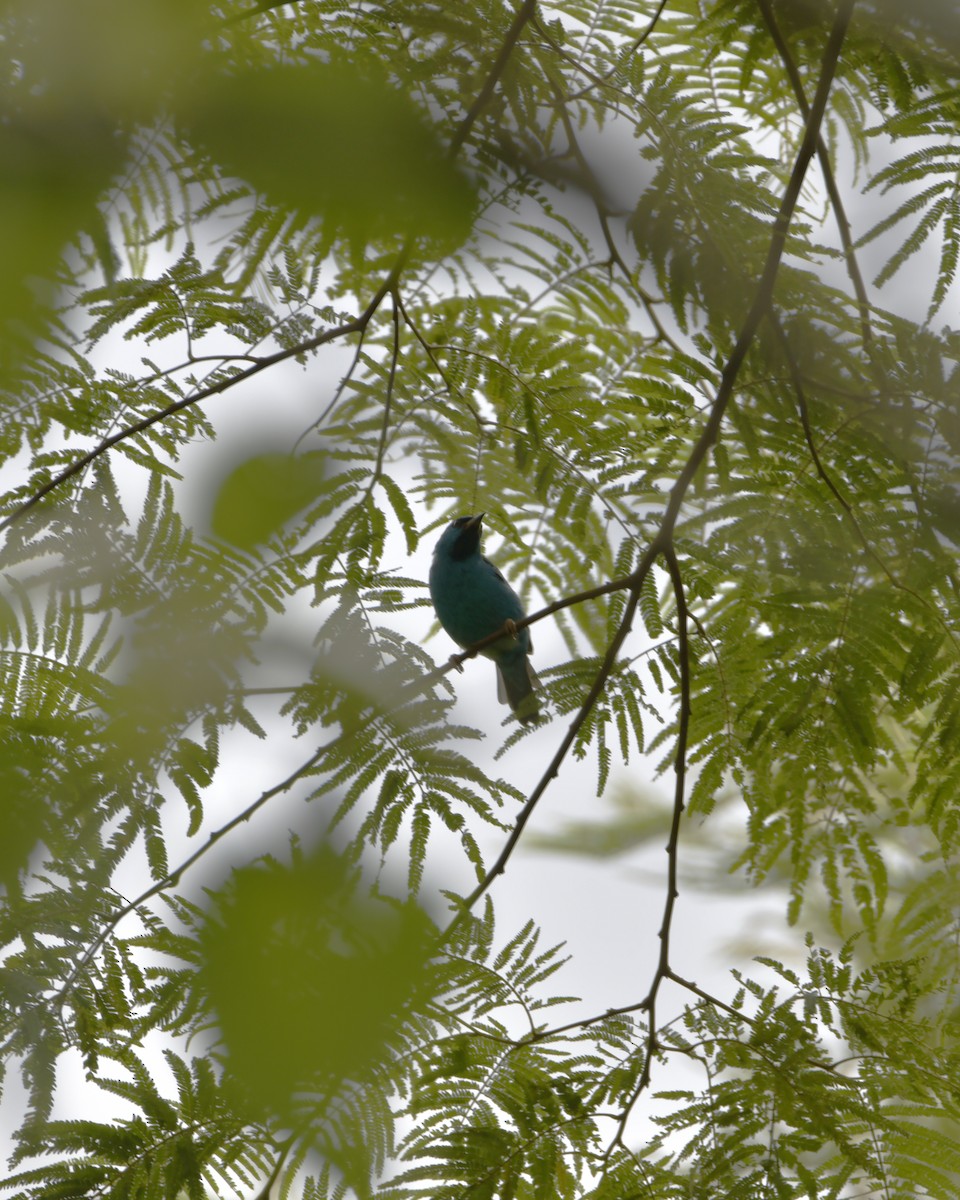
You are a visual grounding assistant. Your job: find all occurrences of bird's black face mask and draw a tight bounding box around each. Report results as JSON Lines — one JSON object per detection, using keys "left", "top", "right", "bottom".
{"left": 450, "top": 513, "right": 483, "bottom": 561}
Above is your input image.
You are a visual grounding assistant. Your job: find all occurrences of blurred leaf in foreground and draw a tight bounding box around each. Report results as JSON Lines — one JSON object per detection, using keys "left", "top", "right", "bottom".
{"left": 210, "top": 450, "right": 328, "bottom": 549}
{"left": 200, "top": 844, "right": 435, "bottom": 1118}
{"left": 181, "top": 59, "right": 475, "bottom": 250}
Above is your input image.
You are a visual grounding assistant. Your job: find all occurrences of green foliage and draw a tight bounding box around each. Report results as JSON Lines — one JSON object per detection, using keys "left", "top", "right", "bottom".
{"left": 200, "top": 844, "right": 436, "bottom": 1120}
{"left": 1, "top": 1, "right": 960, "bottom": 1198}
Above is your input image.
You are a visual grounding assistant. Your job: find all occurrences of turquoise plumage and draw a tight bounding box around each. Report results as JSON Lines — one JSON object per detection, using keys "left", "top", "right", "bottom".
{"left": 429, "top": 514, "right": 540, "bottom": 724}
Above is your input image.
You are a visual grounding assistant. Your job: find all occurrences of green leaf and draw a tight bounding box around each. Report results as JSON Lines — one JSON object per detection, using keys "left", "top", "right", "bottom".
{"left": 199, "top": 845, "right": 435, "bottom": 1117}
{"left": 211, "top": 450, "right": 328, "bottom": 548}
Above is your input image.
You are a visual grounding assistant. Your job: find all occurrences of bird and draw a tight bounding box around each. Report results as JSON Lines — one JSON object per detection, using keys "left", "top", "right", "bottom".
{"left": 429, "top": 513, "right": 541, "bottom": 724}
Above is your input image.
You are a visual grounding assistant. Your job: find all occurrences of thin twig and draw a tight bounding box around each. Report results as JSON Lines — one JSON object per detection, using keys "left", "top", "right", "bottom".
{"left": 4, "top": 0, "right": 535, "bottom": 537}
{"left": 544, "top": 68, "right": 677, "bottom": 346}
{"left": 446, "top": 548, "right": 657, "bottom": 930}
{"left": 666, "top": 969, "right": 758, "bottom": 1029}
{"left": 538, "top": 0, "right": 672, "bottom": 105}
{"left": 292, "top": 322, "right": 370, "bottom": 452}
{"left": 0, "top": 297, "right": 389, "bottom": 536}
{"left": 251, "top": 1133, "right": 298, "bottom": 1200}
{"left": 457, "top": 0, "right": 857, "bottom": 901}
{"left": 662, "top": 5, "right": 856, "bottom": 543}
{"left": 443, "top": 0, "right": 857, "bottom": 1125}
{"left": 608, "top": 0, "right": 855, "bottom": 1142}
{"left": 770, "top": 310, "right": 960, "bottom": 655}
{"left": 373, "top": 292, "right": 401, "bottom": 482}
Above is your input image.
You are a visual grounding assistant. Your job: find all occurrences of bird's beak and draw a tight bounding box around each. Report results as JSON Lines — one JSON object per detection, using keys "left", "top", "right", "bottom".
{"left": 466, "top": 513, "right": 484, "bottom": 530}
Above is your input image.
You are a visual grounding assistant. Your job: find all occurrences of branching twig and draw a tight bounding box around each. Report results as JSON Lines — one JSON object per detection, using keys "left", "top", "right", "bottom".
{"left": 292, "top": 322, "right": 371, "bottom": 452}
{"left": 770, "top": 310, "right": 960, "bottom": 656}
{"left": 541, "top": 58, "right": 678, "bottom": 347}
{"left": 665, "top": 969, "right": 758, "bottom": 1029}
{"left": 3, "top": 0, "right": 535, "bottom": 538}
{"left": 251, "top": 1133, "right": 298, "bottom": 1200}
{"left": 0, "top": 300, "right": 390, "bottom": 536}
{"left": 442, "top": 541, "right": 658, "bottom": 935}
{"left": 610, "top": 0, "right": 855, "bottom": 1140}
{"left": 449, "top": 0, "right": 538, "bottom": 159}
{"left": 537, "top": 0, "right": 672, "bottom": 106}
{"left": 372, "top": 292, "right": 401, "bottom": 483}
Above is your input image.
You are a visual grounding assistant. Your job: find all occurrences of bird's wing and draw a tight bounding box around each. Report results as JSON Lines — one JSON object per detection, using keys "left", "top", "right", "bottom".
{"left": 481, "top": 555, "right": 507, "bottom": 584}
{"left": 481, "top": 556, "right": 533, "bottom": 652}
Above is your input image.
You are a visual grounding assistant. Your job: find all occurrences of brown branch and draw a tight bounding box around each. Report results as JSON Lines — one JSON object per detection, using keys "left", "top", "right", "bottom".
{"left": 448, "top": 0, "right": 539, "bottom": 159}
{"left": 607, "top": 545, "right": 691, "bottom": 1153}
{"left": 4, "top": 0, "right": 534, "bottom": 538}
{"left": 755, "top": 0, "right": 873, "bottom": 347}
{"left": 603, "top": 2, "right": 855, "bottom": 1143}
{"left": 445, "top": 545, "right": 658, "bottom": 931}
{"left": 250, "top": 1134, "right": 297, "bottom": 1200}
{"left": 662, "top": 3, "right": 856, "bottom": 543}
{"left": 666, "top": 969, "right": 758, "bottom": 1029}
{"left": 442, "top": 0, "right": 857, "bottom": 1116}
{"left": 527, "top": 999, "right": 652, "bottom": 1044}
{"left": 405, "top": 566, "right": 638, "bottom": 705}
{"left": 373, "top": 292, "right": 401, "bottom": 483}
{"left": 537, "top": 0, "right": 672, "bottom": 105}
{"left": 292, "top": 322, "right": 371, "bottom": 452}
{"left": 543, "top": 66, "right": 678, "bottom": 347}
{"left": 439, "top": 565, "right": 674, "bottom": 949}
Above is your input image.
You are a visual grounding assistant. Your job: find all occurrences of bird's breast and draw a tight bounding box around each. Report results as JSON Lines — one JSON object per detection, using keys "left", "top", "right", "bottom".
{"left": 430, "top": 555, "right": 529, "bottom": 656}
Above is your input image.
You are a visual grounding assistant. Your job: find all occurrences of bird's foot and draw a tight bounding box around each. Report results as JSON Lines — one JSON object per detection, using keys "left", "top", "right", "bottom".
{"left": 504, "top": 618, "right": 518, "bottom": 640}
{"left": 448, "top": 655, "right": 465, "bottom": 674}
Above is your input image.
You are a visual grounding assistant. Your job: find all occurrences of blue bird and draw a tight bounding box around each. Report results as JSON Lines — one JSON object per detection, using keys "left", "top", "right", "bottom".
{"left": 429, "top": 513, "right": 541, "bottom": 724}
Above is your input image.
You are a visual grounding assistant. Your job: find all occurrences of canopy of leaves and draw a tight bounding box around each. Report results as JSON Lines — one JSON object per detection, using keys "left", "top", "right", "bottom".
{"left": 1, "top": 1, "right": 960, "bottom": 1198}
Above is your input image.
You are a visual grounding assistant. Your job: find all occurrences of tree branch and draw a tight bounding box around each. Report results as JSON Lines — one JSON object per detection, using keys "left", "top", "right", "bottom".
{"left": 372, "top": 291, "right": 401, "bottom": 483}
{"left": 442, "top": 0, "right": 857, "bottom": 1114}
{"left": 770, "top": 309, "right": 960, "bottom": 655}
{"left": 445, "top": 544, "right": 658, "bottom": 933}
{"left": 13, "top": 738, "right": 337, "bottom": 1053}
{"left": 1, "top": 0, "right": 537, "bottom": 542}
{"left": 660, "top": 0, "right": 856, "bottom": 543}
{"left": 543, "top": 65, "right": 679, "bottom": 348}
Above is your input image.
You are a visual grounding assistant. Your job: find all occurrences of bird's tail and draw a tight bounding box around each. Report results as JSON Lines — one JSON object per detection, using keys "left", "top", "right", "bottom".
{"left": 496, "top": 655, "right": 541, "bottom": 724}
